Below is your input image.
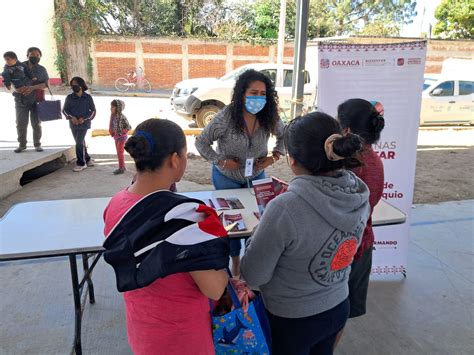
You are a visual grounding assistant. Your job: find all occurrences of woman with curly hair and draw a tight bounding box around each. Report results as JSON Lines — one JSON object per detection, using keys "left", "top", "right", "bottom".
{"left": 195, "top": 69, "right": 286, "bottom": 276}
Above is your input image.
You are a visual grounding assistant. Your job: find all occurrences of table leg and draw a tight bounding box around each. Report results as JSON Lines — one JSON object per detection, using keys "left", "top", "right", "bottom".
{"left": 82, "top": 253, "right": 95, "bottom": 304}
{"left": 69, "top": 255, "right": 82, "bottom": 355}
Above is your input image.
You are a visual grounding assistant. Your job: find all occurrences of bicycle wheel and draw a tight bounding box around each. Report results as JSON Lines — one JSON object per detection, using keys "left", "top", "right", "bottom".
{"left": 143, "top": 79, "right": 152, "bottom": 93}
{"left": 115, "top": 77, "right": 129, "bottom": 92}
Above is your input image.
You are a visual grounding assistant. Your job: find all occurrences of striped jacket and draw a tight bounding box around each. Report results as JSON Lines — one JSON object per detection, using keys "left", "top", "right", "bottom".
{"left": 103, "top": 191, "right": 230, "bottom": 292}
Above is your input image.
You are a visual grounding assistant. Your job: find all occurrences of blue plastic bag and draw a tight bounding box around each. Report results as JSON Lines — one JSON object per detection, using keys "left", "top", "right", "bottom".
{"left": 212, "top": 282, "right": 271, "bottom": 354}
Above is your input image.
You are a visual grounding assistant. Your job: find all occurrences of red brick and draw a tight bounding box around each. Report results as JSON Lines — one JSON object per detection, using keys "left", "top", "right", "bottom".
{"left": 144, "top": 59, "right": 182, "bottom": 88}
{"left": 96, "top": 57, "right": 136, "bottom": 86}
{"left": 188, "top": 44, "right": 227, "bottom": 55}
{"left": 142, "top": 43, "right": 182, "bottom": 54}
{"left": 425, "top": 64, "right": 442, "bottom": 74}
{"left": 189, "top": 60, "right": 226, "bottom": 78}
{"left": 233, "top": 60, "right": 254, "bottom": 69}
{"left": 426, "top": 56, "right": 446, "bottom": 62}
{"left": 95, "top": 41, "right": 135, "bottom": 52}
{"left": 284, "top": 47, "right": 294, "bottom": 57}
{"left": 233, "top": 45, "right": 270, "bottom": 56}
{"left": 456, "top": 47, "right": 474, "bottom": 52}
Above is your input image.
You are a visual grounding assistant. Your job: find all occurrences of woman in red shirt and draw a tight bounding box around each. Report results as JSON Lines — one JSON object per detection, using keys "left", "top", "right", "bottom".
{"left": 334, "top": 98, "right": 385, "bottom": 344}
{"left": 103, "top": 119, "right": 228, "bottom": 354}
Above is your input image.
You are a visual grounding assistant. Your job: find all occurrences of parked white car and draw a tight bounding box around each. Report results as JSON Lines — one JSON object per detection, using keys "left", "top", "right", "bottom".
{"left": 420, "top": 75, "right": 473, "bottom": 125}
{"left": 171, "top": 63, "right": 316, "bottom": 127}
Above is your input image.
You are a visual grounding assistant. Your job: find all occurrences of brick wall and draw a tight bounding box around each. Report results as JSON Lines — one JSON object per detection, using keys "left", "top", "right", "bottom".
{"left": 349, "top": 37, "right": 474, "bottom": 74}
{"left": 91, "top": 37, "right": 292, "bottom": 89}
{"left": 91, "top": 36, "right": 474, "bottom": 89}
{"left": 425, "top": 40, "right": 473, "bottom": 73}
{"left": 144, "top": 59, "right": 182, "bottom": 88}
{"left": 189, "top": 59, "right": 226, "bottom": 78}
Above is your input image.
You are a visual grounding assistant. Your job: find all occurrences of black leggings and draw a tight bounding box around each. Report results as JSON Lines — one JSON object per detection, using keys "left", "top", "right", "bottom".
{"left": 267, "top": 298, "right": 350, "bottom": 355}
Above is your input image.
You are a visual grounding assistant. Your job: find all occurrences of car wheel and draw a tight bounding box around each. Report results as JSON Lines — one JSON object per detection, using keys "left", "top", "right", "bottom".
{"left": 196, "top": 105, "right": 220, "bottom": 128}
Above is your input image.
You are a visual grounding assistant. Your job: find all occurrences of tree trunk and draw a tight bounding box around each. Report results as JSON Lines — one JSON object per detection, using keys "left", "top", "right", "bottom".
{"left": 54, "top": 0, "right": 90, "bottom": 83}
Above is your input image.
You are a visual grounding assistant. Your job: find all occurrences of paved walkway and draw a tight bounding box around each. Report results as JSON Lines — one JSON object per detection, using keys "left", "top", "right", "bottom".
{"left": 1, "top": 200, "right": 472, "bottom": 354}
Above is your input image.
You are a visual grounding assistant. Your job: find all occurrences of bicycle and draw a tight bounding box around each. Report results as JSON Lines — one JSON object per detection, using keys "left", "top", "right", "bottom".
{"left": 114, "top": 67, "right": 152, "bottom": 93}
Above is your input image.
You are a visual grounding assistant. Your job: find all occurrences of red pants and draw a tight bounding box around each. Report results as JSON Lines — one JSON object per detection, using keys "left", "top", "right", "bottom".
{"left": 115, "top": 139, "right": 126, "bottom": 169}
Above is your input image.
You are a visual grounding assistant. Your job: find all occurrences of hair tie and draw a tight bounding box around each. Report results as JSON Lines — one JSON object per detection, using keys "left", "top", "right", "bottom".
{"left": 370, "top": 100, "right": 385, "bottom": 117}
{"left": 324, "top": 134, "right": 344, "bottom": 161}
{"left": 135, "top": 130, "right": 156, "bottom": 155}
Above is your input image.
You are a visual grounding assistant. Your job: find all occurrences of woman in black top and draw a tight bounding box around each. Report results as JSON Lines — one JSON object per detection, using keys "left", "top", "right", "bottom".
{"left": 62, "top": 76, "right": 96, "bottom": 172}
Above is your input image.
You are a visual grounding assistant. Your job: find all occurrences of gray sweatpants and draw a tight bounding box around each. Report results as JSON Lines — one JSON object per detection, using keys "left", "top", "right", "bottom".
{"left": 15, "top": 95, "right": 42, "bottom": 148}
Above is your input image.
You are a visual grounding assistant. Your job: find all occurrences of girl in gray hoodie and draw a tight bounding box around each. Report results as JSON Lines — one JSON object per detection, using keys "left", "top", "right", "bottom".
{"left": 109, "top": 99, "right": 131, "bottom": 175}
{"left": 241, "top": 112, "right": 370, "bottom": 355}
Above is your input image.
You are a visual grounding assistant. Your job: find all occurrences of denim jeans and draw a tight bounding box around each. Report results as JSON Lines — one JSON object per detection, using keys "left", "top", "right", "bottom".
{"left": 71, "top": 128, "right": 90, "bottom": 166}
{"left": 211, "top": 165, "right": 265, "bottom": 257}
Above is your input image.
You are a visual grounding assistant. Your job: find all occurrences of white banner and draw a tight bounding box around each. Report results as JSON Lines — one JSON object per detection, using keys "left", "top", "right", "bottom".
{"left": 316, "top": 42, "right": 427, "bottom": 275}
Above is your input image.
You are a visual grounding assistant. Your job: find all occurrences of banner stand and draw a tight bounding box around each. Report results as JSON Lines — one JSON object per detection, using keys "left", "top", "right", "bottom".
{"left": 317, "top": 41, "right": 427, "bottom": 277}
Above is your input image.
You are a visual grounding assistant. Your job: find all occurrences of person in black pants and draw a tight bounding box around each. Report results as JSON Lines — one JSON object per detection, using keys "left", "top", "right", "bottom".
{"left": 12, "top": 47, "right": 49, "bottom": 153}
{"left": 62, "top": 77, "right": 96, "bottom": 172}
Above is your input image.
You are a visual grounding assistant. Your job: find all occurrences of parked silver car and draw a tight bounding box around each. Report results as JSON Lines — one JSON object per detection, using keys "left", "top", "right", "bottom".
{"left": 171, "top": 63, "right": 316, "bottom": 127}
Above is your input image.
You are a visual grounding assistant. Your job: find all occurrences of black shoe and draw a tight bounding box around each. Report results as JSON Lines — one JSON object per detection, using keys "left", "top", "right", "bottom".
{"left": 35, "top": 146, "right": 44, "bottom": 152}
{"left": 113, "top": 168, "right": 126, "bottom": 175}
{"left": 14, "top": 146, "right": 27, "bottom": 153}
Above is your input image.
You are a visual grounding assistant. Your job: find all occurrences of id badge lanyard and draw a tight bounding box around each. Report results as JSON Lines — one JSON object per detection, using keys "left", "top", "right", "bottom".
{"left": 244, "top": 119, "right": 257, "bottom": 188}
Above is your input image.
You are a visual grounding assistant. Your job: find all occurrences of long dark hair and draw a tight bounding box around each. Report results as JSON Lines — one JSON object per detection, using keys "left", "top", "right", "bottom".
{"left": 285, "top": 112, "right": 363, "bottom": 175}
{"left": 230, "top": 69, "right": 279, "bottom": 134}
{"left": 70, "top": 76, "right": 88, "bottom": 91}
{"left": 337, "top": 98, "right": 385, "bottom": 145}
{"left": 125, "top": 119, "right": 186, "bottom": 172}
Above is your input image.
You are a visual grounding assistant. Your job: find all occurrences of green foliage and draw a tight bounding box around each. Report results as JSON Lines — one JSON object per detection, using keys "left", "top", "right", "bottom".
{"left": 54, "top": 0, "right": 418, "bottom": 41}
{"left": 52, "top": 16, "right": 66, "bottom": 79}
{"left": 104, "top": 0, "right": 181, "bottom": 36}
{"left": 434, "top": 0, "right": 473, "bottom": 39}
{"left": 314, "top": 0, "right": 417, "bottom": 36}
{"left": 357, "top": 19, "right": 402, "bottom": 37}
{"left": 87, "top": 55, "right": 94, "bottom": 81}
{"left": 54, "top": 0, "right": 110, "bottom": 80}
{"left": 230, "top": 0, "right": 416, "bottom": 39}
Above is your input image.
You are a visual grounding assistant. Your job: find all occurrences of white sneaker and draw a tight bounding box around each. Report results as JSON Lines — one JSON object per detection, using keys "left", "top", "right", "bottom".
{"left": 73, "top": 164, "right": 87, "bottom": 172}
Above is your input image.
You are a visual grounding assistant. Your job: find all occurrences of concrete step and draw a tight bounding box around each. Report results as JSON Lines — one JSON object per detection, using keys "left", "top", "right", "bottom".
{"left": 0, "top": 146, "right": 75, "bottom": 199}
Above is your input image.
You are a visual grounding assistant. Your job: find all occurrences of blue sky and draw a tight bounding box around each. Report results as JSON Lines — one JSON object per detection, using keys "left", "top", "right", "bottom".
{"left": 401, "top": 0, "right": 443, "bottom": 37}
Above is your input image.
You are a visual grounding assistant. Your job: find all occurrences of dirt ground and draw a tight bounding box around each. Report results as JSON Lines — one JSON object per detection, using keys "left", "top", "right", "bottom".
{"left": 184, "top": 146, "right": 474, "bottom": 204}
{"left": 0, "top": 142, "right": 473, "bottom": 218}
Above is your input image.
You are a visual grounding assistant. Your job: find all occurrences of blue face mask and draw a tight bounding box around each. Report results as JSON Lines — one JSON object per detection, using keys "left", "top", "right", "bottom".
{"left": 245, "top": 96, "right": 266, "bottom": 115}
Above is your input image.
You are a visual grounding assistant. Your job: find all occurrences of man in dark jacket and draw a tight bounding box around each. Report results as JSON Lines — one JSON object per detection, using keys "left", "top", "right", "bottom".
{"left": 13, "top": 47, "right": 49, "bottom": 153}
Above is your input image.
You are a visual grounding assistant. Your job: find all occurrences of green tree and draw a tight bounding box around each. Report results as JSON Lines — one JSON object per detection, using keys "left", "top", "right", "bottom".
{"left": 434, "top": 0, "right": 473, "bottom": 39}
{"left": 326, "top": 0, "right": 417, "bottom": 36}
{"left": 97, "top": 0, "right": 180, "bottom": 36}
{"left": 198, "top": 1, "right": 255, "bottom": 40}
{"left": 358, "top": 18, "right": 402, "bottom": 37}
{"left": 249, "top": 0, "right": 330, "bottom": 39}
{"left": 54, "top": 0, "right": 111, "bottom": 81}
{"left": 246, "top": 0, "right": 416, "bottom": 39}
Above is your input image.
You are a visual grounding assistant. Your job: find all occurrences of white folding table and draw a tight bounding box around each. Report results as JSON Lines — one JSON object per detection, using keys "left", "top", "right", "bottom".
{"left": 0, "top": 189, "right": 406, "bottom": 354}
